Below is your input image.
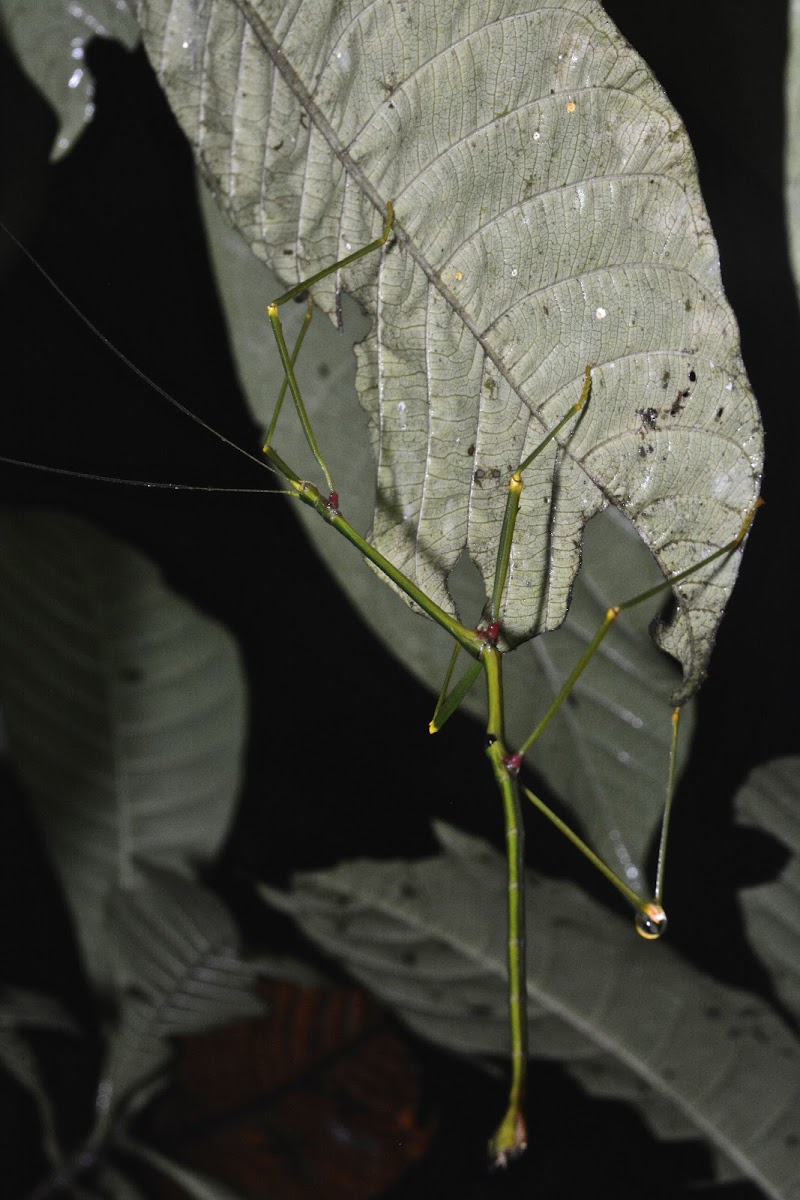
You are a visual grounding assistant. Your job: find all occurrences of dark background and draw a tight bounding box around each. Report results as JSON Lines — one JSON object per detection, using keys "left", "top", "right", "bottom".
{"left": 0, "top": 2, "right": 797, "bottom": 1197}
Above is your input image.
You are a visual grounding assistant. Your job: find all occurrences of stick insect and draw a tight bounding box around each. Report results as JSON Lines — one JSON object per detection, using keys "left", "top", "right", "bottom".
{"left": 0, "top": 195, "right": 760, "bottom": 1169}
{"left": 260, "top": 205, "right": 760, "bottom": 1163}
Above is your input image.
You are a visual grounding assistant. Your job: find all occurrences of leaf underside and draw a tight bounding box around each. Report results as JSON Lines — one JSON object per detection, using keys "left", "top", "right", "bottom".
{"left": 138, "top": 0, "right": 762, "bottom": 696}
{"left": 103, "top": 869, "right": 266, "bottom": 1103}
{"left": 263, "top": 821, "right": 800, "bottom": 1200}
{"left": 0, "top": 511, "right": 247, "bottom": 990}
{"left": 202, "top": 185, "right": 695, "bottom": 886}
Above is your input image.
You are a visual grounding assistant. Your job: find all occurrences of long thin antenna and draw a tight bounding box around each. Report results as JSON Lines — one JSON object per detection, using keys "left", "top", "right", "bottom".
{"left": 0, "top": 454, "right": 289, "bottom": 495}
{"left": 1, "top": 219, "right": 275, "bottom": 479}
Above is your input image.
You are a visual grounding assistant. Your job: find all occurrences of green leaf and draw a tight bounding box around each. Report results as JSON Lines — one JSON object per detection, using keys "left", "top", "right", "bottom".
{"left": 100, "top": 869, "right": 266, "bottom": 1117}
{"left": 0, "top": 0, "right": 139, "bottom": 159}
{"left": 736, "top": 758, "right": 800, "bottom": 1018}
{"left": 134, "top": 0, "right": 762, "bottom": 697}
{"left": 0, "top": 511, "right": 247, "bottom": 989}
{"left": 261, "top": 822, "right": 800, "bottom": 1199}
{"left": 109, "top": 870, "right": 266, "bottom": 1031}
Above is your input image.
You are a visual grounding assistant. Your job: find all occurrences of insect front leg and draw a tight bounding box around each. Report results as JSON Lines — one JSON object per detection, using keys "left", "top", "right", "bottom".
{"left": 262, "top": 203, "right": 395, "bottom": 507}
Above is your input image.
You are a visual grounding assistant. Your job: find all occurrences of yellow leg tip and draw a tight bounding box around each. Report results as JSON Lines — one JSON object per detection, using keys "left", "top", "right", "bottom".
{"left": 736, "top": 495, "right": 764, "bottom": 543}
{"left": 488, "top": 1105, "right": 527, "bottom": 1168}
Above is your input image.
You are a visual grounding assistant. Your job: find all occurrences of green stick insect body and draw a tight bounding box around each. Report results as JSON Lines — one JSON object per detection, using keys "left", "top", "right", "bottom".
{"left": 0, "top": 199, "right": 760, "bottom": 1166}
{"left": 0, "top": 198, "right": 760, "bottom": 1166}
{"left": 260, "top": 203, "right": 761, "bottom": 1165}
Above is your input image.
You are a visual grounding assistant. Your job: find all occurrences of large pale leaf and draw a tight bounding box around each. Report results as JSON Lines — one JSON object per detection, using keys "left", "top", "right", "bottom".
{"left": 135, "top": 0, "right": 762, "bottom": 698}
{"left": 261, "top": 822, "right": 800, "bottom": 1199}
{"left": 0, "top": 511, "right": 247, "bottom": 988}
{"left": 736, "top": 758, "right": 800, "bottom": 1018}
{"left": 0, "top": 1, "right": 738, "bottom": 891}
